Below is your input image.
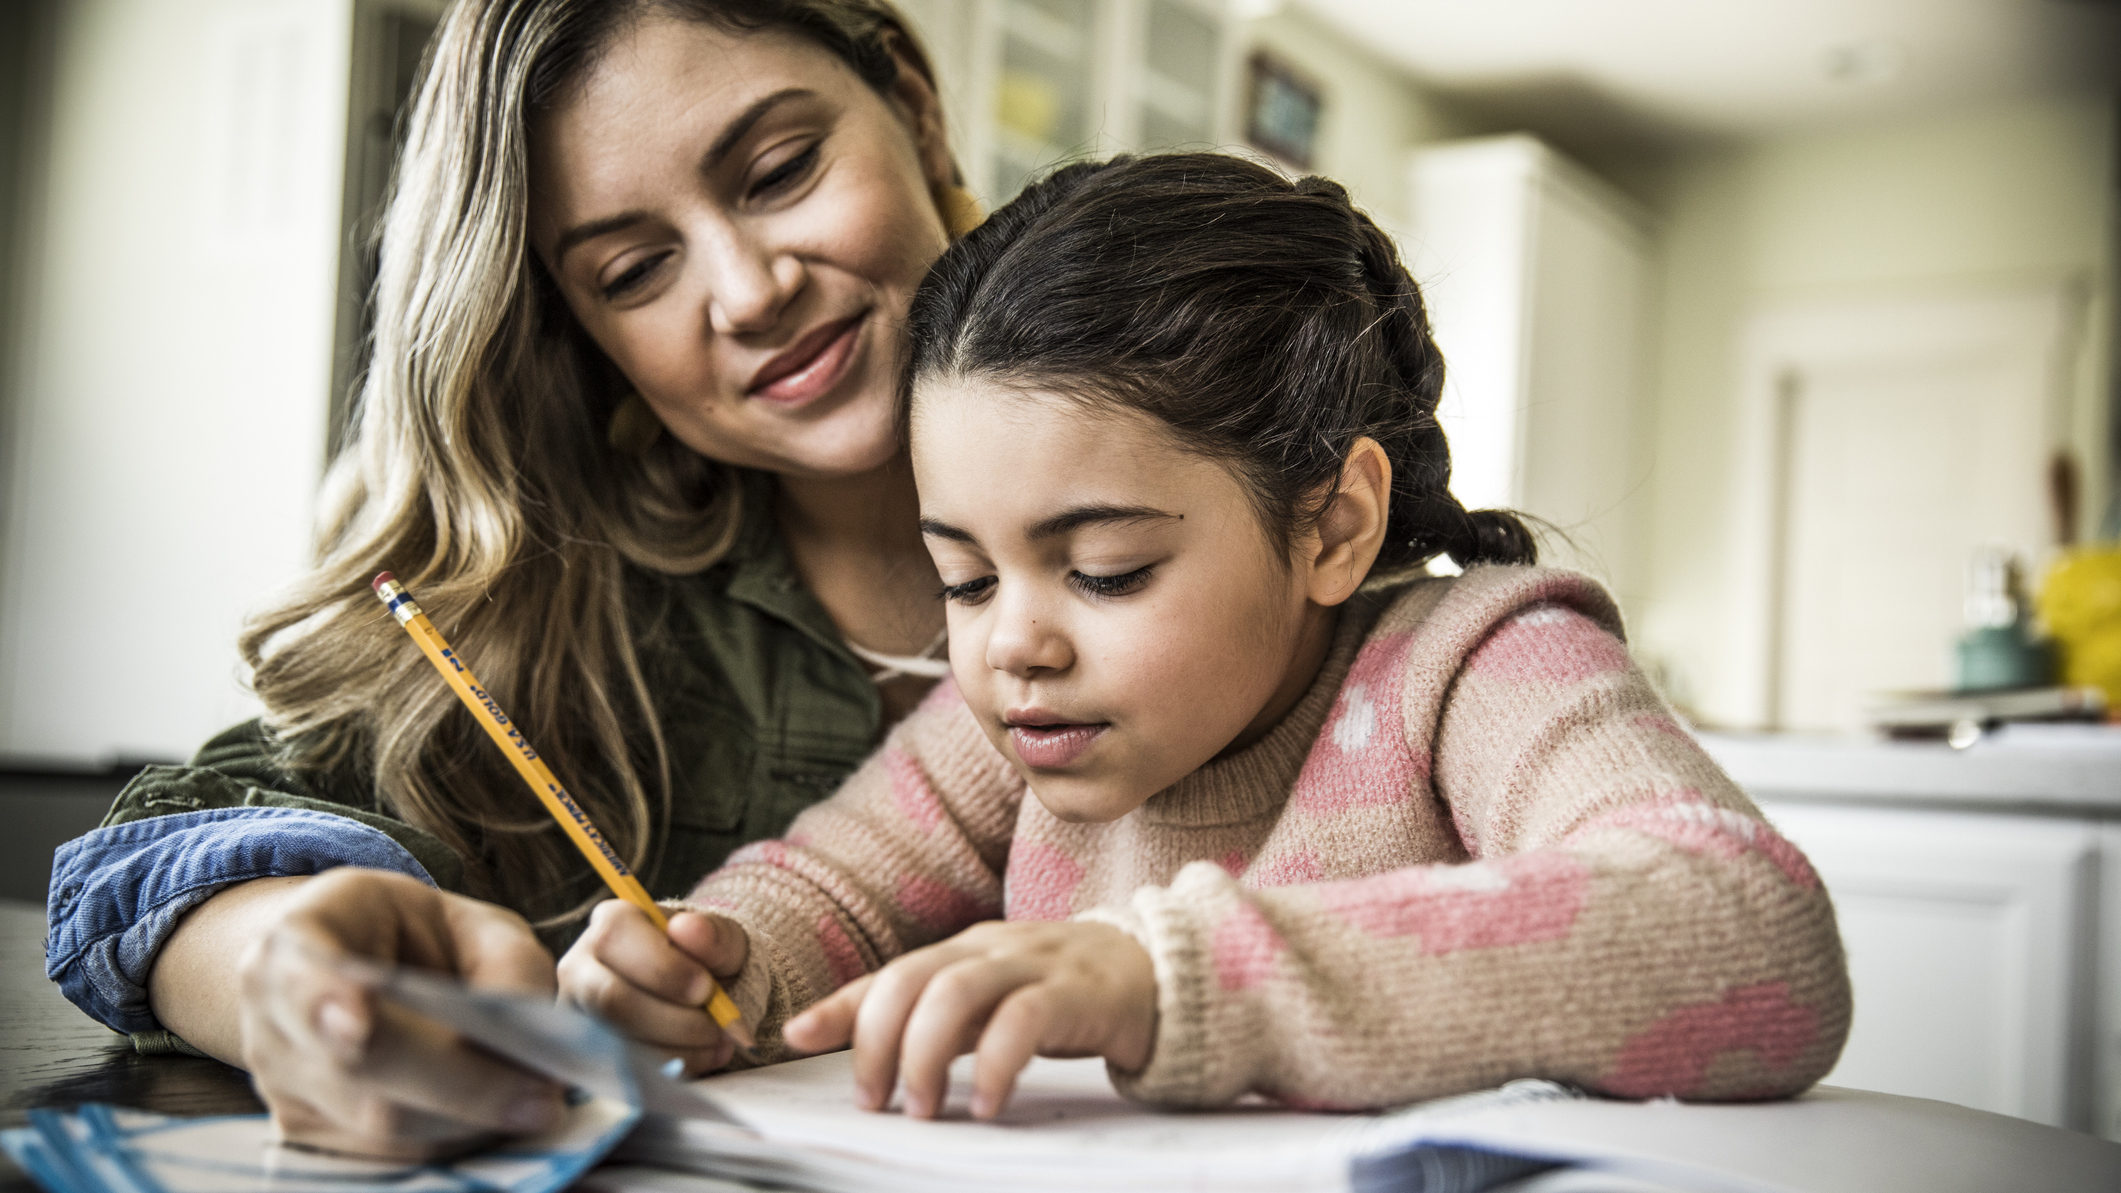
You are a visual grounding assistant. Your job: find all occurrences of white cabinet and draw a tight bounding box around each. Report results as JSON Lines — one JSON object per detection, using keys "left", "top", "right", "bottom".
{"left": 1758, "top": 801, "right": 2104, "bottom": 1132}
{"left": 1703, "top": 732, "right": 2121, "bottom": 1139}
{"left": 908, "top": 0, "right": 1239, "bottom": 205}
{"left": 1401, "top": 136, "right": 1654, "bottom": 613}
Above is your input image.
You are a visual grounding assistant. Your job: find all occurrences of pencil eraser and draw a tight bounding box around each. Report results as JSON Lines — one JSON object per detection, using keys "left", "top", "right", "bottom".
{"left": 373, "top": 571, "right": 396, "bottom": 592}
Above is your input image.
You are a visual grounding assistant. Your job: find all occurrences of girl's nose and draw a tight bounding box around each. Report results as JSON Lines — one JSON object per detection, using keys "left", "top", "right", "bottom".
{"left": 702, "top": 230, "right": 803, "bottom": 336}
{"left": 984, "top": 593, "right": 1073, "bottom": 678}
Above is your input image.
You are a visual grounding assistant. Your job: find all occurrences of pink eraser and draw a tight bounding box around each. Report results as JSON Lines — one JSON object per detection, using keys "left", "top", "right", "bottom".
{"left": 373, "top": 571, "right": 396, "bottom": 592}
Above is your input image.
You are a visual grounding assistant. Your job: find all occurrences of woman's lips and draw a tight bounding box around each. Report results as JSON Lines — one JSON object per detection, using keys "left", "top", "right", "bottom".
{"left": 748, "top": 314, "right": 865, "bottom": 407}
{"left": 1008, "top": 723, "right": 1107, "bottom": 769}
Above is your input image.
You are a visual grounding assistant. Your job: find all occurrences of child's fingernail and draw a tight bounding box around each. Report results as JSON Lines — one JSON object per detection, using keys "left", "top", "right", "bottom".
{"left": 686, "top": 976, "right": 711, "bottom": 1005}
{"left": 971, "top": 1092, "right": 995, "bottom": 1119}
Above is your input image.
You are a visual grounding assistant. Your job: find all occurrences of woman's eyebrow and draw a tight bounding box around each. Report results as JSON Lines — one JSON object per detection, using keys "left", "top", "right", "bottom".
{"left": 702, "top": 87, "right": 817, "bottom": 170}
{"left": 551, "top": 87, "right": 818, "bottom": 261}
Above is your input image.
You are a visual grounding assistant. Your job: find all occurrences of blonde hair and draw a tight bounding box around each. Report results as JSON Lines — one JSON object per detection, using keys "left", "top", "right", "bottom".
{"left": 242, "top": 0, "right": 942, "bottom": 925}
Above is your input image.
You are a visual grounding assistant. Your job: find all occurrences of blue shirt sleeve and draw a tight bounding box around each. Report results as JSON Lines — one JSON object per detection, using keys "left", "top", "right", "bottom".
{"left": 45, "top": 807, "right": 436, "bottom": 1035}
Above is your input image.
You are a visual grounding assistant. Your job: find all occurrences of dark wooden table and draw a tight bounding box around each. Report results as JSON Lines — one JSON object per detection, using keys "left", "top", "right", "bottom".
{"left": 0, "top": 900, "right": 261, "bottom": 1191}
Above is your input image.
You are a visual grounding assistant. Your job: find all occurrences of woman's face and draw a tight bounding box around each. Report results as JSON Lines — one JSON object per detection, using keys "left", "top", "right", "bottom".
{"left": 530, "top": 16, "right": 953, "bottom": 478}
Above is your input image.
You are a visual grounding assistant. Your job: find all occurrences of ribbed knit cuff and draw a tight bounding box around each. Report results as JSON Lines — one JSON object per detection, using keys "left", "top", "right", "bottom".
{"left": 1077, "top": 885, "right": 1224, "bottom": 1107}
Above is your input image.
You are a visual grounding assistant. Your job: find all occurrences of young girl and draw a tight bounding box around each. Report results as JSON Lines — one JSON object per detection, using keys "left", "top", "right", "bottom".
{"left": 559, "top": 152, "right": 1851, "bottom": 1119}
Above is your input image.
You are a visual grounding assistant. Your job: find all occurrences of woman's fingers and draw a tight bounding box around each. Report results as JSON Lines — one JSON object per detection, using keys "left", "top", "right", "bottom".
{"left": 344, "top": 1000, "right": 565, "bottom": 1133}
{"left": 250, "top": 991, "right": 561, "bottom": 1159}
{"left": 895, "top": 957, "right": 1032, "bottom": 1118}
{"left": 443, "top": 895, "right": 556, "bottom": 997}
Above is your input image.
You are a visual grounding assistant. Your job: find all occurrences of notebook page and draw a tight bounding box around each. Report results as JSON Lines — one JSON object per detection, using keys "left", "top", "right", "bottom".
{"left": 615, "top": 1052, "right": 1572, "bottom": 1193}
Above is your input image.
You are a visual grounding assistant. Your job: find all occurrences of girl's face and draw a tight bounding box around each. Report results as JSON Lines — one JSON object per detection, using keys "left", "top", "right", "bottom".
{"left": 530, "top": 16, "right": 952, "bottom": 478}
{"left": 912, "top": 381, "right": 1339, "bottom": 823}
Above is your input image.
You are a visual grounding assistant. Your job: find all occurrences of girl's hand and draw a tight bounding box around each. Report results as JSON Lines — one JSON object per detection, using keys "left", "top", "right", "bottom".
{"left": 156, "top": 868, "right": 567, "bottom": 1161}
{"left": 782, "top": 920, "right": 1157, "bottom": 1120}
{"left": 556, "top": 900, "right": 750, "bottom": 1076}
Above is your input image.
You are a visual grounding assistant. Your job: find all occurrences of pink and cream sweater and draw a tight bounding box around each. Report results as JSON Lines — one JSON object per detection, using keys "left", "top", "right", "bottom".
{"left": 681, "top": 566, "right": 1851, "bottom": 1109}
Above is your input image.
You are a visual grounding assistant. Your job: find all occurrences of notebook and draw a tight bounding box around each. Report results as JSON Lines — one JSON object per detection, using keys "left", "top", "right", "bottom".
{"left": 389, "top": 968, "right": 2121, "bottom": 1193}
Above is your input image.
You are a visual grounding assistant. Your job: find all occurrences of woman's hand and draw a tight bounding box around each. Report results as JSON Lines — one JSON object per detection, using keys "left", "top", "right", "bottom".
{"left": 150, "top": 868, "right": 565, "bottom": 1160}
{"left": 782, "top": 920, "right": 1157, "bottom": 1121}
{"left": 556, "top": 900, "right": 751, "bottom": 1076}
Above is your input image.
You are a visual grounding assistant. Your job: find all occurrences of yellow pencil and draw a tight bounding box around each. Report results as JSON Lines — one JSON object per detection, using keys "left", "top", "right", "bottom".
{"left": 371, "top": 571, "right": 755, "bottom": 1052}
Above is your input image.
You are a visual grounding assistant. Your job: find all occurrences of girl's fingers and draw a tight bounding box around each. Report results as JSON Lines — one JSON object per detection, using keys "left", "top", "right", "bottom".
{"left": 847, "top": 947, "right": 971, "bottom": 1111}
{"left": 896, "top": 957, "right": 1030, "bottom": 1119}
{"left": 784, "top": 974, "right": 871, "bottom": 1055}
{"left": 666, "top": 911, "right": 749, "bottom": 979}
{"left": 969, "top": 984, "right": 1055, "bottom": 1120}
{"left": 561, "top": 959, "right": 726, "bottom": 1050}
{"left": 576, "top": 901, "right": 708, "bottom": 1004}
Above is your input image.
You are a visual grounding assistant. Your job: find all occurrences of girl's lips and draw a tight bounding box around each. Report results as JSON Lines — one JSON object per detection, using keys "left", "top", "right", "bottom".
{"left": 1008, "top": 723, "right": 1107, "bottom": 769}
{"left": 749, "top": 315, "right": 865, "bottom": 408}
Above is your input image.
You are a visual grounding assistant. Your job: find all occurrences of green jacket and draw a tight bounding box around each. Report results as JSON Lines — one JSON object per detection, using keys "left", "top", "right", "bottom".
{"left": 97, "top": 480, "right": 884, "bottom": 949}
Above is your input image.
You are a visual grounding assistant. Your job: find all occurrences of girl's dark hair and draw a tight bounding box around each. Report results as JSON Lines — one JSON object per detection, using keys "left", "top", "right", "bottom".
{"left": 904, "top": 153, "right": 1536, "bottom": 574}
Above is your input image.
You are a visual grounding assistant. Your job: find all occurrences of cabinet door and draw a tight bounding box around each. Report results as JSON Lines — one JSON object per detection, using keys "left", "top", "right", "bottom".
{"left": 1759, "top": 801, "right": 2099, "bottom": 1131}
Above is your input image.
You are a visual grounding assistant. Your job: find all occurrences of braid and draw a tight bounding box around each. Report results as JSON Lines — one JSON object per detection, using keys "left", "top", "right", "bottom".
{"left": 901, "top": 151, "right": 1538, "bottom": 581}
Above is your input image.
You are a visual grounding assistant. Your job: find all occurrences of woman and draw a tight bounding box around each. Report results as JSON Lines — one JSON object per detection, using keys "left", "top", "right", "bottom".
{"left": 44, "top": 0, "right": 976, "bottom": 1159}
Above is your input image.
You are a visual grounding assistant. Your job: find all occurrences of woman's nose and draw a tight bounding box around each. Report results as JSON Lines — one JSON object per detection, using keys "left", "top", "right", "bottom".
{"left": 984, "top": 593, "right": 1073, "bottom": 678}
{"left": 702, "top": 229, "right": 803, "bottom": 336}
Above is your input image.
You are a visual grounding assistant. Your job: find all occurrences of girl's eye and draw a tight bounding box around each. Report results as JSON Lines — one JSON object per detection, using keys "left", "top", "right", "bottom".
{"left": 601, "top": 252, "right": 670, "bottom": 301}
{"left": 751, "top": 143, "right": 820, "bottom": 200}
{"left": 1069, "top": 566, "right": 1153, "bottom": 599}
{"left": 938, "top": 576, "right": 996, "bottom": 605}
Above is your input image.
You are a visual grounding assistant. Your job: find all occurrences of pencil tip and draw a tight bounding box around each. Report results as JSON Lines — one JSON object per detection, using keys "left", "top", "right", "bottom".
{"left": 725, "top": 1022, "right": 759, "bottom": 1053}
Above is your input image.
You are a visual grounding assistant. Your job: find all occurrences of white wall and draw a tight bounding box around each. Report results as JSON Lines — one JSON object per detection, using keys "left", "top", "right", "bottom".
{"left": 1625, "top": 95, "right": 2117, "bottom": 726}
{"left": 1239, "top": 3, "right": 1471, "bottom": 232}
{"left": 0, "top": 0, "right": 350, "bottom": 762}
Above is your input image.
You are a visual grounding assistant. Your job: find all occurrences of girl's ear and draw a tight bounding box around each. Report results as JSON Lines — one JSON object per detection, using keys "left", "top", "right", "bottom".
{"left": 1304, "top": 437, "right": 1391, "bottom": 607}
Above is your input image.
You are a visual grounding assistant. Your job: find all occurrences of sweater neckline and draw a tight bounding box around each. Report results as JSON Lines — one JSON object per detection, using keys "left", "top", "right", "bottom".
{"left": 1133, "top": 593, "right": 1389, "bottom": 828}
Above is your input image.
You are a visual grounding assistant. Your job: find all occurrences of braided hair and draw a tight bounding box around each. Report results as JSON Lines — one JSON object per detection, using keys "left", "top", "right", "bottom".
{"left": 904, "top": 152, "right": 1535, "bottom": 573}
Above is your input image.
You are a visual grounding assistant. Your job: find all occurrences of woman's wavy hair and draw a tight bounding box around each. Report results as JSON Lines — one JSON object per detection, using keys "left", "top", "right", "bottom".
{"left": 904, "top": 152, "right": 1536, "bottom": 577}
{"left": 242, "top": 0, "right": 942, "bottom": 927}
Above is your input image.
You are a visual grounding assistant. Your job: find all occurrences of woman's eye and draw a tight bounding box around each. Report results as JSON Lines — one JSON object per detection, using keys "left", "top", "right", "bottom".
{"left": 601, "top": 252, "right": 669, "bottom": 301}
{"left": 1069, "top": 567, "right": 1153, "bottom": 599}
{"left": 938, "top": 576, "right": 996, "bottom": 605}
{"left": 751, "top": 144, "right": 820, "bottom": 199}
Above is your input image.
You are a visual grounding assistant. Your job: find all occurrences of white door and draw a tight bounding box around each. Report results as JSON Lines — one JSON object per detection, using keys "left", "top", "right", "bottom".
{"left": 1728, "top": 287, "right": 2079, "bottom": 731}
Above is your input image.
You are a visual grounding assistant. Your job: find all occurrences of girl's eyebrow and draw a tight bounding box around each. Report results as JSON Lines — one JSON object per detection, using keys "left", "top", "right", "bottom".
{"left": 919, "top": 505, "right": 1179, "bottom": 546}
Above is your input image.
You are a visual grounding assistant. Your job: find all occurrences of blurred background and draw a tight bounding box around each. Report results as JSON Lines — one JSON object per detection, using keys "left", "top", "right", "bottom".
{"left": 1, "top": 0, "right": 2119, "bottom": 1142}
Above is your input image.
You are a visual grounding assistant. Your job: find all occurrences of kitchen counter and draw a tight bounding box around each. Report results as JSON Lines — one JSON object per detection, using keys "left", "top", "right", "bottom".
{"left": 1698, "top": 723, "right": 2121, "bottom": 815}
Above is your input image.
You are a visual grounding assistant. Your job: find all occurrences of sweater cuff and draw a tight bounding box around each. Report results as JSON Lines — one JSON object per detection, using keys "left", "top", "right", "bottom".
{"left": 1076, "top": 886, "right": 1224, "bottom": 1107}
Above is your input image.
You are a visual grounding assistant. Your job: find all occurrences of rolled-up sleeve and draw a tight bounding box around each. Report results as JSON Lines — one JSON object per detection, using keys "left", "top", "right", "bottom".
{"left": 45, "top": 807, "right": 433, "bottom": 1036}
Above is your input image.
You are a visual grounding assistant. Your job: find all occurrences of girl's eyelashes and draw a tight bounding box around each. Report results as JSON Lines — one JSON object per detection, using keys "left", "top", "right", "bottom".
{"left": 938, "top": 576, "right": 996, "bottom": 605}
{"left": 937, "top": 566, "right": 1156, "bottom": 605}
{"left": 1069, "top": 566, "right": 1154, "bottom": 599}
